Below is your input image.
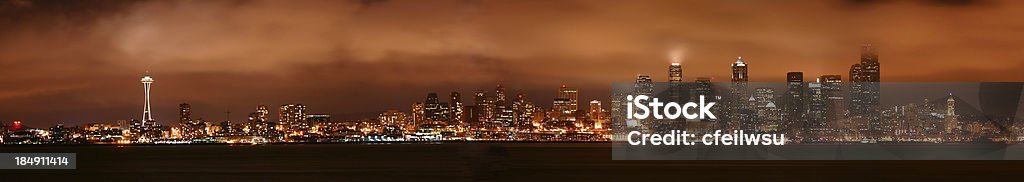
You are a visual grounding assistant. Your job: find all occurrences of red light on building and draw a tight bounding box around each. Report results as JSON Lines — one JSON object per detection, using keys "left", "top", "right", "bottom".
{"left": 12, "top": 120, "right": 22, "bottom": 130}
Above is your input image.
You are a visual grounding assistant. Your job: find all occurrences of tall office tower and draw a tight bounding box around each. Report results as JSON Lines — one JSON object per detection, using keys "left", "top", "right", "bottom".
{"left": 424, "top": 93, "right": 441, "bottom": 121}
{"left": 496, "top": 105, "right": 514, "bottom": 128}
{"left": 634, "top": 75, "right": 654, "bottom": 95}
{"left": 449, "top": 92, "right": 464, "bottom": 124}
{"left": 495, "top": 84, "right": 507, "bottom": 107}
{"left": 690, "top": 77, "right": 714, "bottom": 102}
{"left": 818, "top": 75, "right": 844, "bottom": 135}
{"left": 849, "top": 44, "right": 882, "bottom": 136}
{"left": 141, "top": 74, "right": 156, "bottom": 123}
{"left": 248, "top": 104, "right": 273, "bottom": 136}
{"left": 588, "top": 100, "right": 610, "bottom": 129}
{"left": 553, "top": 85, "right": 579, "bottom": 114}
{"left": 512, "top": 93, "right": 536, "bottom": 130}
{"left": 438, "top": 102, "right": 451, "bottom": 122}
{"left": 944, "top": 94, "right": 958, "bottom": 134}
{"left": 728, "top": 57, "right": 750, "bottom": 131}
{"left": 179, "top": 103, "right": 192, "bottom": 124}
{"left": 256, "top": 105, "right": 270, "bottom": 123}
{"left": 851, "top": 44, "right": 881, "bottom": 82}
{"left": 731, "top": 57, "right": 748, "bottom": 82}
{"left": 752, "top": 88, "right": 781, "bottom": 132}
{"left": 668, "top": 62, "right": 686, "bottom": 105}
{"left": 806, "top": 82, "right": 827, "bottom": 137}
{"left": 691, "top": 77, "right": 718, "bottom": 131}
{"left": 474, "top": 89, "right": 494, "bottom": 123}
{"left": 785, "top": 72, "right": 805, "bottom": 132}
{"left": 278, "top": 104, "right": 307, "bottom": 131}
{"left": 411, "top": 102, "right": 425, "bottom": 127}
{"left": 630, "top": 74, "right": 655, "bottom": 130}
{"left": 669, "top": 62, "right": 683, "bottom": 83}
{"left": 560, "top": 85, "right": 579, "bottom": 113}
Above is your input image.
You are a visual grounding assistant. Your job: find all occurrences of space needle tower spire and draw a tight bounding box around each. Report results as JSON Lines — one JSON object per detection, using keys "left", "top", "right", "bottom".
{"left": 141, "top": 72, "right": 155, "bottom": 122}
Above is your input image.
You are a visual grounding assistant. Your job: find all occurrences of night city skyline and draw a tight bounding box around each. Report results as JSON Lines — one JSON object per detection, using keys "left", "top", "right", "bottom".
{"left": 6, "top": 1, "right": 1024, "bottom": 181}
{"left": 4, "top": 0, "right": 1024, "bottom": 126}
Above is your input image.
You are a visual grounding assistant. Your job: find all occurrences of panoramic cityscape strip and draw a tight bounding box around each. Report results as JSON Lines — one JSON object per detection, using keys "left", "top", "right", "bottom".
{"left": 1, "top": 44, "right": 1015, "bottom": 145}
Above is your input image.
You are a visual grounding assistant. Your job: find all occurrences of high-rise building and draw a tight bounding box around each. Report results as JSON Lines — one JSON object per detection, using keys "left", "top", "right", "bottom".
{"left": 495, "top": 85, "right": 507, "bottom": 107}
{"left": 247, "top": 104, "right": 274, "bottom": 137}
{"left": 806, "top": 82, "right": 826, "bottom": 134}
{"left": 669, "top": 62, "right": 682, "bottom": 83}
{"left": 785, "top": 72, "right": 805, "bottom": 132}
{"left": 731, "top": 57, "right": 748, "bottom": 82}
{"left": 256, "top": 105, "right": 270, "bottom": 123}
{"left": 588, "top": 100, "right": 610, "bottom": 129}
{"left": 728, "top": 57, "right": 750, "bottom": 131}
{"left": 474, "top": 89, "right": 493, "bottom": 123}
{"left": 449, "top": 92, "right": 464, "bottom": 124}
{"left": 633, "top": 74, "right": 655, "bottom": 131}
{"left": 512, "top": 93, "right": 536, "bottom": 130}
{"left": 849, "top": 44, "right": 882, "bottom": 136}
{"left": 438, "top": 102, "right": 451, "bottom": 122}
{"left": 850, "top": 44, "right": 881, "bottom": 82}
{"left": 752, "top": 88, "right": 780, "bottom": 132}
{"left": 411, "top": 102, "right": 425, "bottom": 126}
{"left": 690, "top": 77, "right": 713, "bottom": 101}
{"left": 668, "top": 62, "right": 686, "bottom": 104}
{"left": 179, "top": 103, "right": 192, "bottom": 124}
{"left": 818, "top": 75, "right": 844, "bottom": 134}
{"left": 944, "top": 94, "right": 958, "bottom": 134}
{"left": 278, "top": 104, "right": 307, "bottom": 132}
{"left": 553, "top": 85, "right": 579, "bottom": 114}
{"left": 634, "top": 75, "right": 654, "bottom": 95}
{"left": 141, "top": 74, "right": 156, "bottom": 123}
{"left": 424, "top": 93, "right": 441, "bottom": 121}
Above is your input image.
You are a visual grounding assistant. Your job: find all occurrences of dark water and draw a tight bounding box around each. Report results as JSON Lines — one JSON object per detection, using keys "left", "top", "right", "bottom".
{"left": 1, "top": 143, "right": 1022, "bottom": 181}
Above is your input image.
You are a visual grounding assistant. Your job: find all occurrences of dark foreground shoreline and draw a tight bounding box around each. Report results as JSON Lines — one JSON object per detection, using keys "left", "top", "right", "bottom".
{"left": 1, "top": 143, "right": 1022, "bottom": 181}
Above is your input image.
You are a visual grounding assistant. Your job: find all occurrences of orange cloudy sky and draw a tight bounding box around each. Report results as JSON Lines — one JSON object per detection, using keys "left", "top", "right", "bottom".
{"left": 1, "top": 0, "right": 1022, "bottom": 125}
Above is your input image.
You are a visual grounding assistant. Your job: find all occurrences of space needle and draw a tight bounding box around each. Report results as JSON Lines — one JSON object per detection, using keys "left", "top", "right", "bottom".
{"left": 141, "top": 73, "right": 155, "bottom": 122}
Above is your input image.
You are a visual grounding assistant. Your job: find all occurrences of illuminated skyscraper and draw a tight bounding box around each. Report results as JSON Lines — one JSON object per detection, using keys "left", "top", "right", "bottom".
{"left": 179, "top": 103, "right": 192, "bottom": 124}
{"left": 944, "top": 94, "right": 958, "bottom": 134}
{"left": 633, "top": 75, "right": 654, "bottom": 131}
{"left": 553, "top": 85, "right": 579, "bottom": 114}
{"left": 669, "top": 62, "right": 682, "bottom": 83}
{"left": 450, "top": 92, "right": 464, "bottom": 124}
{"left": 474, "top": 89, "right": 493, "bottom": 123}
{"left": 668, "top": 62, "right": 685, "bottom": 104}
{"left": 588, "top": 100, "right": 610, "bottom": 129}
{"left": 818, "top": 75, "right": 844, "bottom": 134}
{"left": 247, "top": 104, "right": 273, "bottom": 137}
{"left": 412, "top": 102, "right": 425, "bottom": 126}
{"left": 495, "top": 85, "right": 507, "bottom": 107}
{"left": 634, "top": 75, "right": 653, "bottom": 95}
{"left": 256, "top": 105, "right": 270, "bottom": 123}
{"left": 731, "top": 57, "right": 748, "bottom": 82}
{"left": 785, "top": 72, "right": 805, "bottom": 132}
{"left": 512, "top": 93, "right": 536, "bottom": 130}
{"left": 278, "top": 104, "right": 307, "bottom": 131}
{"left": 424, "top": 93, "right": 441, "bottom": 121}
{"left": 141, "top": 74, "right": 155, "bottom": 122}
{"left": 690, "top": 77, "right": 713, "bottom": 101}
{"left": 849, "top": 44, "right": 882, "bottom": 136}
{"left": 728, "top": 57, "right": 749, "bottom": 131}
